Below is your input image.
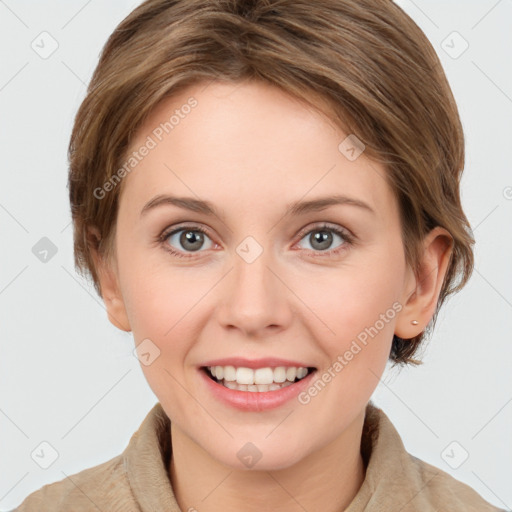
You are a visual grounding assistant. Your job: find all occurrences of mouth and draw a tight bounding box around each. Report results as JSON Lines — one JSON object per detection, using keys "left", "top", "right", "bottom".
{"left": 200, "top": 365, "right": 317, "bottom": 393}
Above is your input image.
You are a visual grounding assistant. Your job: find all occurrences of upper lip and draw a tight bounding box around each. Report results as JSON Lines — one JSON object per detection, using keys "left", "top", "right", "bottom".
{"left": 200, "top": 357, "right": 316, "bottom": 369}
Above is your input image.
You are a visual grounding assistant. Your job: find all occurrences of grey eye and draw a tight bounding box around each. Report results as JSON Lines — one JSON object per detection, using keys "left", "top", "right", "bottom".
{"left": 166, "top": 229, "right": 214, "bottom": 252}
{"left": 297, "top": 229, "right": 345, "bottom": 252}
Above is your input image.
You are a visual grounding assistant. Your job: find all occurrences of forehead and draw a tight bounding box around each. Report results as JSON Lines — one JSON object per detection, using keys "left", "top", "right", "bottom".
{"left": 119, "top": 80, "right": 395, "bottom": 222}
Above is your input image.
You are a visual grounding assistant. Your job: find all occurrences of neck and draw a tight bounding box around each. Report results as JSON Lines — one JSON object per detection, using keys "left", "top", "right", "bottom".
{"left": 169, "top": 409, "right": 367, "bottom": 512}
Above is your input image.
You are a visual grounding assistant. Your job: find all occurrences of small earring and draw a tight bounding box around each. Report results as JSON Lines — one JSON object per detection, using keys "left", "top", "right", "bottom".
{"left": 411, "top": 320, "right": 419, "bottom": 325}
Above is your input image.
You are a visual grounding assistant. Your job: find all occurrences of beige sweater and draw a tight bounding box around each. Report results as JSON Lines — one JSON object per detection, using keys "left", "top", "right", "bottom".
{"left": 14, "top": 401, "right": 506, "bottom": 511}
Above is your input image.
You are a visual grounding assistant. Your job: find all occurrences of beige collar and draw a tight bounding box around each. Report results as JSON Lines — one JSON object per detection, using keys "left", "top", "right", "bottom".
{"left": 123, "top": 401, "right": 502, "bottom": 511}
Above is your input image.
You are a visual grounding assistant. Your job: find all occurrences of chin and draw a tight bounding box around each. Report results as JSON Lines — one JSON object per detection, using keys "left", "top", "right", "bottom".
{"left": 209, "top": 438, "right": 310, "bottom": 472}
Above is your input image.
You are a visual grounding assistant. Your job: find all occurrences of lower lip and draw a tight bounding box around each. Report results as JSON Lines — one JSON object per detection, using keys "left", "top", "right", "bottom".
{"left": 199, "top": 367, "right": 317, "bottom": 412}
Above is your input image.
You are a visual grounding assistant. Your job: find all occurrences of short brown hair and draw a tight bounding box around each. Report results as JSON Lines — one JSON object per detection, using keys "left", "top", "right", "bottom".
{"left": 68, "top": 0, "right": 475, "bottom": 366}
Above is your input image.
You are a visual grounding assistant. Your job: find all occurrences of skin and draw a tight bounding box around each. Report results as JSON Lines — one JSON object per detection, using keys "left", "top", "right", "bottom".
{"left": 92, "top": 79, "right": 453, "bottom": 512}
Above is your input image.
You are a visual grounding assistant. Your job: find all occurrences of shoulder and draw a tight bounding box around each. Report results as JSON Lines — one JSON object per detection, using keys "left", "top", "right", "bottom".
{"left": 13, "top": 453, "right": 138, "bottom": 512}
{"left": 361, "top": 403, "right": 507, "bottom": 512}
{"left": 13, "top": 402, "right": 173, "bottom": 512}
{"left": 406, "top": 454, "right": 507, "bottom": 512}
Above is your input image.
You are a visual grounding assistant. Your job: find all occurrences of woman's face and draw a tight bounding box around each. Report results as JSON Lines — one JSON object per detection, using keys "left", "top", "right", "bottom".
{"left": 101, "top": 79, "right": 423, "bottom": 470}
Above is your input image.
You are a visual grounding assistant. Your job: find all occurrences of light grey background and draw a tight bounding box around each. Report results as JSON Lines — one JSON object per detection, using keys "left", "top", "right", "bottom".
{"left": 0, "top": 0, "right": 511, "bottom": 510}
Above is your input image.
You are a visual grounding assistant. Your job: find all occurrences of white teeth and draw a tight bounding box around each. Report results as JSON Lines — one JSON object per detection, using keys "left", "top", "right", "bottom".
{"left": 206, "top": 365, "right": 311, "bottom": 386}
{"left": 222, "top": 380, "right": 294, "bottom": 392}
{"left": 214, "top": 366, "right": 224, "bottom": 380}
{"left": 286, "top": 367, "right": 297, "bottom": 381}
{"left": 236, "top": 367, "right": 255, "bottom": 385}
{"left": 272, "top": 367, "right": 287, "bottom": 383}
{"left": 254, "top": 367, "right": 274, "bottom": 384}
{"left": 223, "top": 365, "right": 236, "bottom": 381}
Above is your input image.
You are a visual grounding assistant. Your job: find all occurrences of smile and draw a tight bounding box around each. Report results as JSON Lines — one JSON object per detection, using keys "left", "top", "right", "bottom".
{"left": 202, "top": 365, "right": 316, "bottom": 393}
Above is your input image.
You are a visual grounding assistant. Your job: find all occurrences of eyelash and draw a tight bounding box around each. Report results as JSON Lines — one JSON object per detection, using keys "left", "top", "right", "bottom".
{"left": 158, "top": 223, "right": 355, "bottom": 259}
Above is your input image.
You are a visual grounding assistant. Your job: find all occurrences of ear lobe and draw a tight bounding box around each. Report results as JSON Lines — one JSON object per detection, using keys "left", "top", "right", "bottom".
{"left": 88, "top": 226, "right": 131, "bottom": 333}
{"left": 103, "top": 295, "right": 132, "bottom": 333}
{"left": 395, "top": 227, "right": 454, "bottom": 339}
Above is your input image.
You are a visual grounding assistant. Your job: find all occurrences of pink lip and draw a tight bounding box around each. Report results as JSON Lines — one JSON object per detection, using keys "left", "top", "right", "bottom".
{"left": 200, "top": 357, "right": 315, "bottom": 369}
{"left": 199, "top": 367, "right": 317, "bottom": 412}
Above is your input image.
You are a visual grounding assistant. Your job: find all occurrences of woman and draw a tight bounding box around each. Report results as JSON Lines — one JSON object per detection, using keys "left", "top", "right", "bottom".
{"left": 15, "top": 0, "right": 505, "bottom": 510}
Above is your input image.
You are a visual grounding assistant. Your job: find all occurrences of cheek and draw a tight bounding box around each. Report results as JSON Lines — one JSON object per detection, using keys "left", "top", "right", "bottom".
{"left": 119, "top": 259, "right": 207, "bottom": 356}
{"left": 117, "top": 240, "right": 184, "bottom": 329}
{"left": 293, "top": 260, "right": 401, "bottom": 348}
{"left": 122, "top": 269, "right": 203, "bottom": 398}
{"left": 287, "top": 264, "right": 400, "bottom": 441}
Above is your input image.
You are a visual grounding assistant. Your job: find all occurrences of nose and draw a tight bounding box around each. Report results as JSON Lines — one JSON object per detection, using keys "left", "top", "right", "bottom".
{"left": 216, "top": 244, "right": 293, "bottom": 338}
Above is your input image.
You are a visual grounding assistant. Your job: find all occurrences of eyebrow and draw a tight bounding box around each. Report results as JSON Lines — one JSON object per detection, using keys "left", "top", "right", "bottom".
{"left": 140, "top": 194, "right": 375, "bottom": 218}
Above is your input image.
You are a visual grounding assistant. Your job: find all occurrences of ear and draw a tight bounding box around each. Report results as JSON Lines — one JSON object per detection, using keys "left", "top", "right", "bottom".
{"left": 394, "top": 226, "right": 454, "bottom": 339}
{"left": 88, "top": 226, "right": 131, "bottom": 332}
